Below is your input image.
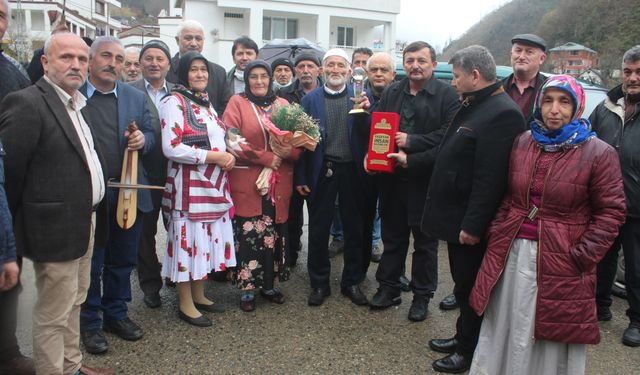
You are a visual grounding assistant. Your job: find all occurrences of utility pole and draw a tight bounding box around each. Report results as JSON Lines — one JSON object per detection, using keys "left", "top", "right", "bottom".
{"left": 14, "top": 0, "right": 30, "bottom": 63}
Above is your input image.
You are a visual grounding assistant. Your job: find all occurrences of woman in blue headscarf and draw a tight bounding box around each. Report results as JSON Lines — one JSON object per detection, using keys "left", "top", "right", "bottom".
{"left": 468, "top": 75, "right": 627, "bottom": 375}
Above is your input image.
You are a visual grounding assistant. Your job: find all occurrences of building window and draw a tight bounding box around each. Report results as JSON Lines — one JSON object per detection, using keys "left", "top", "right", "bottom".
{"left": 225, "top": 12, "right": 244, "bottom": 19}
{"left": 95, "top": 1, "right": 105, "bottom": 16}
{"left": 337, "top": 26, "right": 354, "bottom": 47}
{"left": 569, "top": 51, "right": 579, "bottom": 56}
{"left": 262, "top": 17, "right": 297, "bottom": 40}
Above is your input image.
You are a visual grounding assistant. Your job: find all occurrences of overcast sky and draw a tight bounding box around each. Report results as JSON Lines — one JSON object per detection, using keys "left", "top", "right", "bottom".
{"left": 396, "top": 0, "right": 512, "bottom": 52}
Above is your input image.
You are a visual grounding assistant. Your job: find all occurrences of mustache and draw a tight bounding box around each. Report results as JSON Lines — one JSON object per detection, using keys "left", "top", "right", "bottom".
{"left": 101, "top": 66, "right": 117, "bottom": 75}
{"left": 66, "top": 71, "right": 84, "bottom": 78}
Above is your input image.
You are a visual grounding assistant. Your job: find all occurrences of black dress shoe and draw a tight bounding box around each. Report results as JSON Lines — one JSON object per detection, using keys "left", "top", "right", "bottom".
{"left": 428, "top": 337, "right": 458, "bottom": 354}
{"left": 370, "top": 286, "right": 401, "bottom": 309}
{"left": 432, "top": 352, "right": 471, "bottom": 374}
{"left": 260, "top": 290, "right": 286, "bottom": 304}
{"left": 195, "top": 302, "right": 225, "bottom": 313}
{"left": 439, "top": 293, "right": 459, "bottom": 310}
{"left": 308, "top": 288, "right": 331, "bottom": 306}
{"left": 81, "top": 329, "right": 109, "bottom": 354}
{"left": 103, "top": 317, "right": 144, "bottom": 341}
{"left": 0, "top": 354, "right": 35, "bottom": 375}
{"left": 178, "top": 310, "right": 212, "bottom": 327}
{"left": 341, "top": 285, "right": 368, "bottom": 306}
{"left": 408, "top": 295, "right": 429, "bottom": 321}
{"left": 399, "top": 275, "right": 411, "bottom": 292}
{"left": 623, "top": 322, "right": 640, "bottom": 347}
{"left": 143, "top": 293, "right": 161, "bottom": 308}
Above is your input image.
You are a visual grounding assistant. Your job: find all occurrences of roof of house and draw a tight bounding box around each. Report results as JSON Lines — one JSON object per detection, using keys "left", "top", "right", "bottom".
{"left": 549, "top": 42, "right": 596, "bottom": 53}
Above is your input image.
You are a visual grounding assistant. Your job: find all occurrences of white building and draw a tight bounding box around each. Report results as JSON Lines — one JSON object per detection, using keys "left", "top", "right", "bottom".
{"left": 6, "top": 0, "right": 122, "bottom": 58}
{"left": 159, "top": 0, "right": 400, "bottom": 70}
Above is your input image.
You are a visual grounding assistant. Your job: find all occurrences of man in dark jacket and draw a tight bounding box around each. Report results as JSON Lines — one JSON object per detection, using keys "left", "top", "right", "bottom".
{"left": 422, "top": 45, "right": 526, "bottom": 373}
{"left": 277, "top": 53, "right": 322, "bottom": 267}
{"left": 296, "top": 48, "right": 372, "bottom": 307}
{"left": 129, "top": 39, "right": 176, "bottom": 309}
{"left": 166, "top": 20, "right": 231, "bottom": 115}
{"left": 501, "top": 34, "right": 547, "bottom": 122}
{"left": 593, "top": 45, "right": 640, "bottom": 347}
{"left": 367, "top": 42, "right": 459, "bottom": 323}
{"left": 225, "top": 36, "right": 258, "bottom": 95}
{"left": 0, "top": 31, "right": 112, "bottom": 375}
{"left": 0, "top": 1, "right": 35, "bottom": 372}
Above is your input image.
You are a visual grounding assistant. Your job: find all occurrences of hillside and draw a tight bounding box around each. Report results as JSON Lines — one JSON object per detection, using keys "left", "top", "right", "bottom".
{"left": 442, "top": 0, "right": 640, "bottom": 83}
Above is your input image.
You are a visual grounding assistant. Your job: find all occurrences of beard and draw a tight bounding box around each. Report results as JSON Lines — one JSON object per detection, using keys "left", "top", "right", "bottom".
{"left": 325, "top": 74, "right": 346, "bottom": 87}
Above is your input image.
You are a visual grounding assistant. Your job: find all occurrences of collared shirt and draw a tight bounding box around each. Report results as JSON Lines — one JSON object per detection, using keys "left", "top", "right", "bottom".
{"left": 400, "top": 82, "right": 426, "bottom": 134}
{"left": 506, "top": 76, "right": 537, "bottom": 117}
{"left": 86, "top": 80, "right": 118, "bottom": 99}
{"left": 43, "top": 76, "right": 105, "bottom": 206}
{"left": 144, "top": 79, "right": 169, "bottom": 110}
{"left": 323, "top": 84, "right": 346, "bottom": 95}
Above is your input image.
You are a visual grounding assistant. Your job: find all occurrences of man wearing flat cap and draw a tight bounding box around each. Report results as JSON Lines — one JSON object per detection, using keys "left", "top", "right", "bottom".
{"left": 271, "top": 58, "right": 294, "bottom": 91}
{"left": 502, "top": 33, "right": 547, "bottom": 122}
{"left": 129, "top": 39, "right": 176, "bottom": 309}
{"left": 277, "top": 52, "right": 323, "bottom": 269}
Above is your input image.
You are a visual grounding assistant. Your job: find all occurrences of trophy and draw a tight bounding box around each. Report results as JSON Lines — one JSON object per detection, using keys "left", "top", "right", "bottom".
{"left": 349, "top": 67, "right": 367, "bottom": 115}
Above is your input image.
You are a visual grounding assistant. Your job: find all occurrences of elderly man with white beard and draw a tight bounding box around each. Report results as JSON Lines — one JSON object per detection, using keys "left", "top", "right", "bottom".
{"left": 295, "top": 48, "right": 373, "bottom": 307}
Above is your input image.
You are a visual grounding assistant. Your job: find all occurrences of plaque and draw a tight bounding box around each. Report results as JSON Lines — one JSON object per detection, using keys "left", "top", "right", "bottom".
{"left": 366, "top": 112, "right": 399, "bottom": 173}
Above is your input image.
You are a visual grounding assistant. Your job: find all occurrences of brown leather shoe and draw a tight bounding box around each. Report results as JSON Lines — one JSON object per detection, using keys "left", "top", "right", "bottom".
{"left": 0, "top": 355, "right": 35, "bottom": 375}
{"left": 78, "top": 364, "right": 115, "bottom": 375}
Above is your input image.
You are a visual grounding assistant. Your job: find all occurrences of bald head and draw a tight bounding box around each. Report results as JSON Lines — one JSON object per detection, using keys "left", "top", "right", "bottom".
{"left": 42, "top": 32, "right": 89, "bottom": 95}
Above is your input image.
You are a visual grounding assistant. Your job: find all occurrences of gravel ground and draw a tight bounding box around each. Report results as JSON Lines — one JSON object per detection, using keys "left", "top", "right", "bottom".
{"left": 14, "top": 217, "right": 640, "bottom": 374}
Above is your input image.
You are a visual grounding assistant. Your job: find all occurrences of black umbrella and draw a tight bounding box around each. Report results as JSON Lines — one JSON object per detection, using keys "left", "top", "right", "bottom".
{"left": 258, "top": 38, "right": 326, "bottom": 64}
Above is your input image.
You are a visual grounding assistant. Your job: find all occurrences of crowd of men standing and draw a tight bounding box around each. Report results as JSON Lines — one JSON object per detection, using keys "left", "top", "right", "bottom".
{"left": 1, "top": 0, "right": 640, "bottom": 372}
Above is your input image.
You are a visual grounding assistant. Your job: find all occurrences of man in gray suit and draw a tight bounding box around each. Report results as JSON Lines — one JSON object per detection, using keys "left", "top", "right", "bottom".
{"left": 129, "top": 39, "right": 175, "bottom": 309}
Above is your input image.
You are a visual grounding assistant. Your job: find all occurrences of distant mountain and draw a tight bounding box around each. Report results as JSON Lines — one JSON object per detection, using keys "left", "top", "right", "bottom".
{"left": 441, "top": 0, "right": 640, "bottom": 83}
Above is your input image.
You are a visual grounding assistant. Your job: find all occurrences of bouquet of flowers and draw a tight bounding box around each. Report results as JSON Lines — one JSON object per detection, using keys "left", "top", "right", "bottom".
{"left": 262, "top": 103, "right": 321, "bottom": 151}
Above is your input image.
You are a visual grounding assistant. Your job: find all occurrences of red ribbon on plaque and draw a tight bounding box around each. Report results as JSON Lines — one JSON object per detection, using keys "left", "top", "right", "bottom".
{"left": 366, "top": 112, "right": 399, "bottom": 173}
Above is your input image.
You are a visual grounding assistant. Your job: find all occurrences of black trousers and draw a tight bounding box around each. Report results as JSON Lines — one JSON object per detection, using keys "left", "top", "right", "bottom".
{"left": 376, "top": 180, "right": 437, "bottom": 296}
{"left": 136, "top": 188, "right": 163, "bottom": 296}
{"left": 286, "top": 190, "right": 305, "bottom": 267}
{"left": 447, "top": 241, "right": 486, "bottom": 357}
{"left": 361, "top": 175, "right": 378, "bottom": 274}
{"left": 0, "top": 257, "right": 22, "bottom": 361}
{"left": 597, "top": 217, "right": 640, "bottom": 323}
{"left": 307, "top": 161, "right": 365, "bottom": 289}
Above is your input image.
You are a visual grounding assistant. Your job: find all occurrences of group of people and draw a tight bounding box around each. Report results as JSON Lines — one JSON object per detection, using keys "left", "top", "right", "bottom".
{"left": 0, "top": 0, "right": 639, "bottom": 372}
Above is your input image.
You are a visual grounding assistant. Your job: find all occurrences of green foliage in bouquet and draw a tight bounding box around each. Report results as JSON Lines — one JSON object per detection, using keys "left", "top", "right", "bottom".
{"left": 269, "top": 103, "right": 321, "bottom": 141}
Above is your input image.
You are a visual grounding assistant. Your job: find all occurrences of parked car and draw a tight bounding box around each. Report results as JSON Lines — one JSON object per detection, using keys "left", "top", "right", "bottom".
{"left": 613, "top": 250, "right": 627, "bottom": 299}
{"left": 395, "top": 62, "right": 608, "bottom": 117}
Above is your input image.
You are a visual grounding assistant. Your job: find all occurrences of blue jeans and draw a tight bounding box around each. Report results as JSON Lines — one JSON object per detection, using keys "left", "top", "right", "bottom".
{"left": 81, "top": 188, "right": 142, "bottom": 330}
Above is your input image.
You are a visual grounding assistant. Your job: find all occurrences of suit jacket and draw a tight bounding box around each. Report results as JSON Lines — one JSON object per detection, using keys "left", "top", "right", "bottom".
{"left": 80, "top": 81, "right": 156, "bottom": 213}
{"left": 128, "top": 79, "right": 176, "bottom": 186}
{"left": 0, "top": 78, "right": 108, "bottom": 262}
{"left": 167, "top": 53, "right": 231, "bottom": 116}
{"left": 295, "top": 84, "right": 371, "bottom": 202}
{"left": 372, "top": 77, "right": 459, "bottom": 225}
{"left": 421, "top": 82, "right": 526, "bottom": 243}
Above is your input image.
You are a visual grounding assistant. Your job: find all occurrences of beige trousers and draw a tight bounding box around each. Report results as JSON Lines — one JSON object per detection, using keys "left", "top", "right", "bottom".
{"left": 32, "top": 213, "right": 95, "bottom": 375}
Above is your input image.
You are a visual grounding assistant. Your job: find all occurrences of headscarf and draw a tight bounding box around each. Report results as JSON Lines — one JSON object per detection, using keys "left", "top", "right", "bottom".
{"left": 243, "top": 60, "right": 277, "bottom": 107}
{"left": 530, "top": 74, "right": 595, "bottom": 151}
{"left": 173, "top": 51, "right": 210, "bottom": 107}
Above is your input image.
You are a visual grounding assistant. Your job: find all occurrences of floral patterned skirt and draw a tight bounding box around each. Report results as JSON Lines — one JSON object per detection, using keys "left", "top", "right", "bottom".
{"left": 162, "top": 210, "right": 236, "bottom": 282}
{"left": 233, "top": 197, "right": 287, "bottom": 290}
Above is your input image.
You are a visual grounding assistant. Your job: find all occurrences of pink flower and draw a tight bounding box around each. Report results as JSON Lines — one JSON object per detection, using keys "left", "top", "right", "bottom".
{"left": 242, "top": 221, "right": 254, "bottom": 232}
{"left": 254, "top": 220, "right": 266, "bottom": 233}
{"left": 264, "top": 216, "right": 273, "bottom": 226}
{"left": 239, "top": 268, "right": 250, "bottom": 280}
{"left": 248, "top": 260, "right": 258, "bottom": 270}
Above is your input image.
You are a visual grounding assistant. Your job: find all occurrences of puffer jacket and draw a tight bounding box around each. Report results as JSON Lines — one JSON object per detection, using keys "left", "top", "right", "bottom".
{"left": 589, "top": 84, "right": 640, "bottom": 217}
{"left": 469, "top": 132, "right": 626, "bottom": 344}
